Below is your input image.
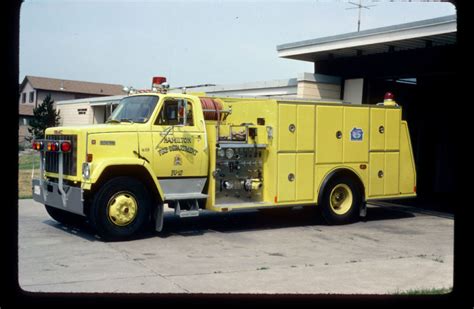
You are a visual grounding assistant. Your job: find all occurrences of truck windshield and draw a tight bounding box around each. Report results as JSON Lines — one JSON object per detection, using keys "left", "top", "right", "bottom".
{"left": 107, "top": 95, "right": 159, "bottom": 123}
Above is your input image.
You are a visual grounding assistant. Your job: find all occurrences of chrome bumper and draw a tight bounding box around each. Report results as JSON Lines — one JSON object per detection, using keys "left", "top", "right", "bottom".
{"left": 32, "top": 178, "right": 85, "bottom": 216}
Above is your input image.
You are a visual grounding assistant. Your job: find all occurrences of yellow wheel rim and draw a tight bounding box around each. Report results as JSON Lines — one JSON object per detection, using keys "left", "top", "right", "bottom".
{"left": 107, "top": 192, "right": 138, "bottom": 226}
{"left": 329, "top": 184, "right": 353, "bottom": 215}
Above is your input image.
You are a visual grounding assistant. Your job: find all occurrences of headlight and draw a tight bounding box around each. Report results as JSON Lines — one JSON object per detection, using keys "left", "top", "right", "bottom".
{"left": 225, "top": 148, "right": 234, "bottom": 159}
{"left": 82, "top": 162, "right": 91, "bottom": 179}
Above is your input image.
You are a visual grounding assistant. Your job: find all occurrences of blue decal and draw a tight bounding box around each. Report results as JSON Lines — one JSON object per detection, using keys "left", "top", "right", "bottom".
{"left": 350, "top": 128, "right": 363, "bottom": 141}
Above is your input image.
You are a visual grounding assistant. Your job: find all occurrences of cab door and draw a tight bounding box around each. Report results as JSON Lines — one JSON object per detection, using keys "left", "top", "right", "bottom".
{"left": 152, "top": 97, "right": 208, "bottom": 178}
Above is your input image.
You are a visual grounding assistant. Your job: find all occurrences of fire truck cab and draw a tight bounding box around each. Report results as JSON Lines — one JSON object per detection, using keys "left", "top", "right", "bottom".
{"left": 32, "top": 77, "right": 416, "bottom": 240}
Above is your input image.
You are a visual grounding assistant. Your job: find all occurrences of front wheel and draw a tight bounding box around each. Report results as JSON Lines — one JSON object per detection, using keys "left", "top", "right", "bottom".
{"left": 320, "top": 176, "right": 362, "bottom": 225}
{"left": 89, "top": 177, "right": 152, "bottom": 240}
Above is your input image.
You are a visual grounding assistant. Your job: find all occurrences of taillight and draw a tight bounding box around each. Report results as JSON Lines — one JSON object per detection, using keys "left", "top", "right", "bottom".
{"left": 61, "top": 141, "right": 71, "bottom": 152}
{"left": 47, "top": 142, "right": 59, "bottom": 152}
{"left": 32, "top": 141, "right": 43, "bottom": 151}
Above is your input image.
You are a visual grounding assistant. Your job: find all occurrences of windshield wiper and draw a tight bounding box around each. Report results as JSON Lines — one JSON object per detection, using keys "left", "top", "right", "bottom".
{"left": 120, "top": 118, "right": 134, "bottom": 124}
{"left": 106, "top": 119, "right": 120, "bottom": 124}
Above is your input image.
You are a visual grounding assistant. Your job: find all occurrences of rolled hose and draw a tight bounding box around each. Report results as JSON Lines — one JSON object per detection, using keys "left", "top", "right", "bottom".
{"left": 200, "top": 97, "right": 223, "bottom": 121}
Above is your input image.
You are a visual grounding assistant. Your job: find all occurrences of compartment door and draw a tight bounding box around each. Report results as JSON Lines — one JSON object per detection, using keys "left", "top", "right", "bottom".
{"left": 370, "top": 108, "right": 385, "bottom": 151}
{"left": 277, "top": 153, "right": 296, "bottom": 202}
{"left": 316, "top": 105, "right": 343, "bottom": 164}
{"left": 296, "top": 153, "right": 314, "bottom": 201}
{"left": 385, "top": 109, "right": 401, "bottom": 151}
{"left": 278, "top": 104, "right": 297, "bottom": 151}
{"left": 384, "top": 152, "right": 400, "bottom": 195}
{"left": 369, "top": 152, "right": 384, "bottom": 197}
{"left": 296, "top": 105, "right": 315, "bottom": 152}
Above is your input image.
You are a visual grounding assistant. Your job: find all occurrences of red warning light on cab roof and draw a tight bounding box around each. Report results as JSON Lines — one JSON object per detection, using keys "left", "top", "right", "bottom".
{"left": 152, "top": 76, "right": 167, "bottom": 85}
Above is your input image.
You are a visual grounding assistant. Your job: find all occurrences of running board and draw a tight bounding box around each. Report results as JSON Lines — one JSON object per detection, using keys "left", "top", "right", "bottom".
{"left": 165, "top": 193, "right": 208, "bottom": 200}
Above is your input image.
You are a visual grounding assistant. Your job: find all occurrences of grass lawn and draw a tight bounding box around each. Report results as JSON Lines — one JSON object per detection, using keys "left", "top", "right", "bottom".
{"left": 19, "top": 152, "right": 40, "bottom": 199}
{"left": 19, "top": 152, "right": 40, "bottom": 170}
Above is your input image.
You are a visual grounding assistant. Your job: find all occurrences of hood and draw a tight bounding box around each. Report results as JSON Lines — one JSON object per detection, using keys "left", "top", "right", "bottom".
{"left": 45, "top": 123, "right": 141, "bottom": 136}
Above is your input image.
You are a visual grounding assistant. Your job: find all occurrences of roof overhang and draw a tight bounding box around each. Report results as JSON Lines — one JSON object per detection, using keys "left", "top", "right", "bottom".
{"left": 277, "top": 15, "right": 456, "bottom": 62}
{"left": 56, "top": 95, "right": 125, "bottom": 106}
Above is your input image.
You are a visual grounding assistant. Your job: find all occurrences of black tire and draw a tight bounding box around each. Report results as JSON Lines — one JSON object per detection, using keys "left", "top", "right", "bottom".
{"left": 45, "top": 205, "right": 85, "bottom": 226}
{"left": 320, "top": 175, "right": 362, "bottom": 225}
{"left": 89, "top": 177, "right": 152, "bottom": 240}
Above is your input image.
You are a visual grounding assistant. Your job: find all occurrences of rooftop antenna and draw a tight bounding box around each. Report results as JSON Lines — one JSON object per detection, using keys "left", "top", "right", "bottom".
{"left": 346, "top": 0, "right": 376, "bottom": 32}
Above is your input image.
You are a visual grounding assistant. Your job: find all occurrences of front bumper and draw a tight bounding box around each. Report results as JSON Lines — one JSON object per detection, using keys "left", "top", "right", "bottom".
{"left": 32, "top": 179, "right": 85, "bottom": 216}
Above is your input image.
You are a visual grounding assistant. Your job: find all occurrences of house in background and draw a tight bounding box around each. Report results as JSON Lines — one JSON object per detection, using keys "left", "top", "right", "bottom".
{"left": 18, "top": 75, "right": 126, "bottom": 143}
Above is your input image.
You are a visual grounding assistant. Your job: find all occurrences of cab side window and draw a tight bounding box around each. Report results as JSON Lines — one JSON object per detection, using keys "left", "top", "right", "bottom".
{"left": 155, "top": 99, "right": 194, "bottom": 126}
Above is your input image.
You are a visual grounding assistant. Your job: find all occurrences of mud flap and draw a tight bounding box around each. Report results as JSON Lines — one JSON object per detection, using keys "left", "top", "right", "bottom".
{"left": 154, "top": 203, "right": 164, "bottom": 232}
{"left": 359, "top": 201, "right": 367, "bottom": 217}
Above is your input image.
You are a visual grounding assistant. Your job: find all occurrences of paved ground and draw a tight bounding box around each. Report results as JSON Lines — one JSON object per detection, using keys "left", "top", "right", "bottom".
{"left": 18, "top": 199, "right": 453, "bottom": 294}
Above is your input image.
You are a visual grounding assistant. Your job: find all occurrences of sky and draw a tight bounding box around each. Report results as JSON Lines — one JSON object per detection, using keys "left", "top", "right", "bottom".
{"left": 19, "top": 0, "right": 456, "bottom": 89}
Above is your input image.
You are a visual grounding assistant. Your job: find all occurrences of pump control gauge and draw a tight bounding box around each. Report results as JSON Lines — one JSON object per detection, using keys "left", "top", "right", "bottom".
{"left": 218, "top": 148, "right": 225, "bottom": 158}
{"left": 225, "top": 148, "right": 235, "bottom": 159}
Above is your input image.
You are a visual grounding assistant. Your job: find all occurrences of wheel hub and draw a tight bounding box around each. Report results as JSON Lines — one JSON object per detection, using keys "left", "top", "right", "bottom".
{"left": 329, "top": 184, "right": 353, "bottom": 215}
{"left": 107, "top": 192, "right": 138, "bottom": 226}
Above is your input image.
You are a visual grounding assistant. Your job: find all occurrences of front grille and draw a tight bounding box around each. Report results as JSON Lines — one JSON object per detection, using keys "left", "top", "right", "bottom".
{"left": 45, "top": 135, "right": 77, "bottom": 176}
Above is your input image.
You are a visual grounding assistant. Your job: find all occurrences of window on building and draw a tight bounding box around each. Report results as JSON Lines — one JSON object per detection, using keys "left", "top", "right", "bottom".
{"left": 29, "top": 91, "right": 34, "bottom": 103}
{"left": 19, "top": 117, "right": 29, "bottom": 126}
{"left": 21, "top": 93, "right": 26, "bottom": 103}
{"left": 77, "top": 108, "right": 88, "bottom": 115}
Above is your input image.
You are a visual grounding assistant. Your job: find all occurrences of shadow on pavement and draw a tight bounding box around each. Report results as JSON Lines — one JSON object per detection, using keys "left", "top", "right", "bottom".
{"left": 42, "top": 203, "right": 441, "bottom": 241}
{"left": 152, "top": 205, "right": 417, "bottom": 238}
{"left": 43, "top": 219, "right": 99, "bottom": 242}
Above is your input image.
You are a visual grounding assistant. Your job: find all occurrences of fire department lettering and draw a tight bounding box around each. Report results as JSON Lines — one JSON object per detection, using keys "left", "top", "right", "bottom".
{"left": 156, "top": 145, "right": 198, "bottom": 156}
{"left": 162, "top": 137, "right": 192, "bottom": 144}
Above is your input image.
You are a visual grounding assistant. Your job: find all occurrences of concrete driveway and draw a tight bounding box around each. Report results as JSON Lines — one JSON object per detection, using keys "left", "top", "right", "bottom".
{"left": 18, "top": 199, "right": 453, "bottom": 294}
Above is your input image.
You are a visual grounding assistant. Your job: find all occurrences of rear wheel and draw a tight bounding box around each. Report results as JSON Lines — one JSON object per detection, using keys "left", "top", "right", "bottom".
{"left": 320, "top": 176, "right": 362, "bottom": 225}
{"left": 89, "top": 177, "right": 152, "bottom": 240}
{"left": 45, "top": 205, "right": 85, "bottom": 226}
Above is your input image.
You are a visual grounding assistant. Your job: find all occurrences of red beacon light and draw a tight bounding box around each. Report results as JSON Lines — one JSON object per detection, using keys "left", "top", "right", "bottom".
{"left": 151, "top": 76, "right": 170, "bottom": 93}
{"left": 384, "top": 92, "right": 394, "bottom": 101}
{"left": 152, "top": 76, "right": 167, "bottom": 86}
{"left": 383, "top": 92, "right": 397, "bottom": 106}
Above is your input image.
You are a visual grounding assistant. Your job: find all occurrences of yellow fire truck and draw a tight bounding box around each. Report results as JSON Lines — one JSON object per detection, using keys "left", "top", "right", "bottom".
{"left": 31, "top": 76, "right": 416, "bottom": 240}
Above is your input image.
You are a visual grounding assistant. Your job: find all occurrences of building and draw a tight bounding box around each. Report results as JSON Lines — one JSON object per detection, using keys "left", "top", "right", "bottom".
{"left": 18, "top": 75, "right": 126, "bottom": 142}
{"left": 56, "top": 95, "right": 124, "bottom": 126}
{"left": 277, "top": 14, "right": 457, "bottom": 205}
{"left": 172, "top": 73, "right": 342, "bottom": 101}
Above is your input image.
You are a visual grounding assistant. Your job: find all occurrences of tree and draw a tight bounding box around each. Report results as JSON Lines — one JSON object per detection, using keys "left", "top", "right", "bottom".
{"left": 27, "top": 94, "right": 61, "bottom": 140}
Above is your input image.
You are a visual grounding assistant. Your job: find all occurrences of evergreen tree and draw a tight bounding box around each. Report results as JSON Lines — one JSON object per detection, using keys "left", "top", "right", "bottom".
{"left": 27, "top": 94, "right": 61, "bottom": 140}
